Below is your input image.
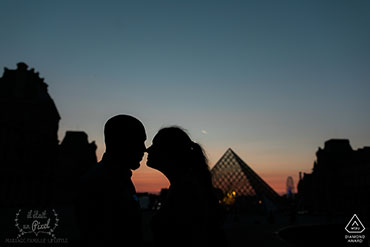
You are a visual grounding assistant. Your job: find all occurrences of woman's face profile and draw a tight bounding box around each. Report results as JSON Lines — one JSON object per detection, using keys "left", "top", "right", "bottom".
{"left": 146, "top": 134, "right": 173, "bottom": 171}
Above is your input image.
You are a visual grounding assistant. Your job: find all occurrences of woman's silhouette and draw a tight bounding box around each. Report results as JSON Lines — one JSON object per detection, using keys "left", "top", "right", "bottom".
{"left": 147, "top": 127, "right": 226, "bottom": 247}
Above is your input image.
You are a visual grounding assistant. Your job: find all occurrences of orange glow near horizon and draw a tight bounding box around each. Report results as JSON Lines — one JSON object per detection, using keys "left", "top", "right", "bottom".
{"left": 97, "top": 148, "right": 308, "bottom": 195}
{"left": 131, "top": 158, "right": 303, "bottom": 195}
{"left": 132, "top": 165, "right": 170, "bottom": 194}
{"left": 132, "top": 166, "right": 298, "bottom": 195}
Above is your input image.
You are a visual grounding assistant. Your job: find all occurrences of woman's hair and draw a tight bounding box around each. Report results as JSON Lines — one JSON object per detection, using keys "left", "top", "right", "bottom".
{"left": 155, "top": 126, "right": 212, "bottom": 185}
{"left": 155, "top": 127, "right": 222, "bottom": 226}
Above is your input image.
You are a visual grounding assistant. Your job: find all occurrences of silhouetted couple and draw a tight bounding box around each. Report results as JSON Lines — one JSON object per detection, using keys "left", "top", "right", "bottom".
{"left": 77, "top": 115, "right": 226, "bottom": 247}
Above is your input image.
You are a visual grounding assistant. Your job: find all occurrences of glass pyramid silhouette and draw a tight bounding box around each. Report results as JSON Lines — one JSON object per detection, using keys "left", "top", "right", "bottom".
{"left": 211, "top": 148, "right": 280, "bottom": 202}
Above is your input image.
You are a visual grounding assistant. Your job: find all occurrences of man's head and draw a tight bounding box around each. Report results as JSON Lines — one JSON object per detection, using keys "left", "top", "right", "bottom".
{"left": 104, "top": 114, "right": 146, "bottom": 170}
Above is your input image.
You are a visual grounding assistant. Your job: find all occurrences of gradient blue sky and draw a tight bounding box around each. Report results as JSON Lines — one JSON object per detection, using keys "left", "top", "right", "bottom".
{"left": 1, "top": 0, "right": 369, "bottom": 193}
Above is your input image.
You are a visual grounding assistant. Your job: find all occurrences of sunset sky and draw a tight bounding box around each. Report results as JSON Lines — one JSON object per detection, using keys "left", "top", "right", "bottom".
{"left": 1, "top": 0, "right": 369, "bottom": 194}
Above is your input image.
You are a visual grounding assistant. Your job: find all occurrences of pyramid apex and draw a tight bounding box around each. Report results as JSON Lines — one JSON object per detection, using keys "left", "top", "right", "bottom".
{"left": 212, "top": 147, "right": 280, "bottom": 201}
{"left": 225, "top": 148, "right": 238, "bottom": 157}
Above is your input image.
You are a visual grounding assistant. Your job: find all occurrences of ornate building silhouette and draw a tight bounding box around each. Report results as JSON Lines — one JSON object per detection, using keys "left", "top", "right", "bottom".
{"left": 0, "top": 63, "right": 96, "bottom": 207}
{"left": 298, "top": 139, "right": 370, "bottom": 218}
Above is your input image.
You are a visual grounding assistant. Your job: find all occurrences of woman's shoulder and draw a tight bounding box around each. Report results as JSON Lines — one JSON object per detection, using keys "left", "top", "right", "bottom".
{"left": 170, "top": 174, "right": 213, "bottom": 206}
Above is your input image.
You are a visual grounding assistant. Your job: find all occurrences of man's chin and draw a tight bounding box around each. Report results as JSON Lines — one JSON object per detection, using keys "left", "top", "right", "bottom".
{"left": 130, "top": 163, "right": 140, "bottom": 170}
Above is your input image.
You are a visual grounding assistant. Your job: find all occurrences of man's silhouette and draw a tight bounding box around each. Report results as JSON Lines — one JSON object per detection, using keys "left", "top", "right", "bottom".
{"left": 76, "top": 115, "right": 146, "bottom": 247}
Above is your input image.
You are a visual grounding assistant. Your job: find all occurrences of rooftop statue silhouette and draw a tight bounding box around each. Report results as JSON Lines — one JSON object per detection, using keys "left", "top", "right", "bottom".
{"left": 76, "top": 115, "right": 146, "bottom": 247}
{"left": 147, "top": 127, "right": 227, "bottom": 247}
